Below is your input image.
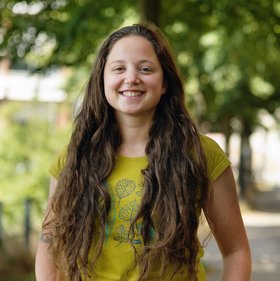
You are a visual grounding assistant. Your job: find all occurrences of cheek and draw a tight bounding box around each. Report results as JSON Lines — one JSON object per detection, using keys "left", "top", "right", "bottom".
{"left": 104, "top": 74, "right": 121, "bottom": 92}
{"left": 146, "top": 76, "right": 164, "bottom": 91}
{"left": 103, "top": 75, "right": 112, "bottom": 103}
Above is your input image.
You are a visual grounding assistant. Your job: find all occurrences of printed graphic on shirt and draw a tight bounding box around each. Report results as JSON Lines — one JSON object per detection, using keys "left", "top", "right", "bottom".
{"left": 106, "top": 178, "right": 144, "bottom": 247}
{"left": 136, "top": 184, "right": 144, "bottom": 197}
{"left": 119, "top": 200, "right": 139, "bottom": 221}
{"left": 115, "top": 179, "right": 136, "bottom": 207}
{"left": 113, "top": 224, "right": 129, "bottom": 246}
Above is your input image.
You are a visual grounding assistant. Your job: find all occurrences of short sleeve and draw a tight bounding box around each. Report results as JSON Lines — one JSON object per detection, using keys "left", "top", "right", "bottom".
{"left": 200, "top": 134, "right": 231, "bottom": 182}
{"left": 48, "top": 146, "right": 67, "bottom": 179}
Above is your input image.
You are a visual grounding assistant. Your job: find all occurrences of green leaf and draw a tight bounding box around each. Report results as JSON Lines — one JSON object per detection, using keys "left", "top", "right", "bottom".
{"left": 136, "top": 183, "right": 144, "bottom": 197}
{"left": 115, "top": 179, "right": 136, "bottom": 206}
{"left": 118, "top": 200, "right": 139, "bottom": 222}
{"left": 113, "top": 224, "right": 129, "bottom": 246}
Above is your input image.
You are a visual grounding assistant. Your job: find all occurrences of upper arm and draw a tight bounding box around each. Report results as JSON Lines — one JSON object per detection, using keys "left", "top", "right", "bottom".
{"left": 35, "top": 177, "right": 58, "bottom": 280}
{"left": 204, "top": 166, "right": 250, "bottom": 257}
{"left": 39, "top": 177, "right": 58, "bottom": 240}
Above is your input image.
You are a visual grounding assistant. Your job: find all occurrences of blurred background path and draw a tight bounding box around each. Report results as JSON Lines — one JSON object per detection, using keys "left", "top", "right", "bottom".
{"left": 204, "top": 206, "right": 280, "bottom": 281}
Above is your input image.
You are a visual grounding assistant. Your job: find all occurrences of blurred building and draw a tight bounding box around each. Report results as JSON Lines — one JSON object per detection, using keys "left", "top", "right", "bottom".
{"left": 0, "top": 59, "right": 69, "bottom": 127}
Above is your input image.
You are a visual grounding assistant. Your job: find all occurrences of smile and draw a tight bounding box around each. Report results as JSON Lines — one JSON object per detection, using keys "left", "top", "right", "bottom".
{"left": 121, "top": 91, "right": 143, "bottom": 97}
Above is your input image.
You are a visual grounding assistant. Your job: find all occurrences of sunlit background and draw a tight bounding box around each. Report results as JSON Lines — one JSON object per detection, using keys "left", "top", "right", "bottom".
{"left": 1, "top": 1, "right": 280, "bottom": 280}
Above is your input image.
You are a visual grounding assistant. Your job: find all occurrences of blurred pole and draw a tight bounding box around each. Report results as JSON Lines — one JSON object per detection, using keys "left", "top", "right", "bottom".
{"left": 0, "top": 202, "right": 3, "bottom": 249}
{"left": 24, "top": 198, "right": 32, "bottom": 251}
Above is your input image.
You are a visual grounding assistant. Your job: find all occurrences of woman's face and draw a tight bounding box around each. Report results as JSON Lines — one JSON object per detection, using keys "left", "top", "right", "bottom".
{"left": 103, "top": 35, "right": 165, "bottom": 120}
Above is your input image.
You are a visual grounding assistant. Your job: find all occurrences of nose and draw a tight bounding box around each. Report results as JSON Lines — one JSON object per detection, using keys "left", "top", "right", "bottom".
{"left": 124, "top": 70, "right": 140, "bottom": 85}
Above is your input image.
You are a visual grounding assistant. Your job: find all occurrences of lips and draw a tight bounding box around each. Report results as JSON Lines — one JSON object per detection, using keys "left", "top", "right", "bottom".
{"left": 120, "top": 91, "right": 144, "bottom": 97}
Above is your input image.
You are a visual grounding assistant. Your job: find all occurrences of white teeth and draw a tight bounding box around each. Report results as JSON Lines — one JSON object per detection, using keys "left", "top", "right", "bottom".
{"left": 122, "top": 91, "right": 142, "bottom": 97}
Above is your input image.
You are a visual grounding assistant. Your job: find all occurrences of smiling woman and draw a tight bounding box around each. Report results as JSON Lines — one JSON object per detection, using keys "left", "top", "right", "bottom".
{"left": 104, "top": 35, "right": 165, "bottom": 119}
{"left": 35, "top": 23, "right": 251, "bottom": 281}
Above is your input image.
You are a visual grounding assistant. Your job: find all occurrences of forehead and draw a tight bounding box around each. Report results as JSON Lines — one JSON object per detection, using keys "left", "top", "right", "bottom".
{"left": 107, "top": 35, "right": 158, "bottom": 61}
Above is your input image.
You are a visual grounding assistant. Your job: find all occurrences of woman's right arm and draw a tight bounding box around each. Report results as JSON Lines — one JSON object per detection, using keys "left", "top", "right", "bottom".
{"left": 35, "top": 177, "right": 58, "bottom": 281}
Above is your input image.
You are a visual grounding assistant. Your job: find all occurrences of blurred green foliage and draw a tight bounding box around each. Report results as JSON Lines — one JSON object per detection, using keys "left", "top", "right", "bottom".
{"left": 0, "top": 101, "right": 71, "bottom": 233}
{"left": 0, "top": 0, "right": 280, "bottom": 218}
{"left": 2, "top": 0, "right": 279, "bottom": 133}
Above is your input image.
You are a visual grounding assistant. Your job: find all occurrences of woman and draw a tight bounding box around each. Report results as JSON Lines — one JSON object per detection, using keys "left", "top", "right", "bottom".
{"left": 35, "top": 23, "right": 251, "bottom": 281}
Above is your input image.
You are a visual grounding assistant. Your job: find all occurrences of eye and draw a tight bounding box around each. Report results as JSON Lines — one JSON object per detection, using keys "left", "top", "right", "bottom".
{"left": 140, "top": 66, "right": 152, "bottom": 74}
{"left": 112, "top": 66, "right": 125, "bottom": 73}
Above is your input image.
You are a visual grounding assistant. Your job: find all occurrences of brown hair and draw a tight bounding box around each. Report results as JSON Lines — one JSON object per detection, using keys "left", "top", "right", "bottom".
{"left": 44, "top": 22, "right": 210, "bottom": 281}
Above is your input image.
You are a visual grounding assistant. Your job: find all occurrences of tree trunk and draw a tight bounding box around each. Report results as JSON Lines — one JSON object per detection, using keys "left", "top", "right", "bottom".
{"left": 0, "top": 202, "right": 3, "bottom": 250}
{"left": 221, "top": 116, "right": 232, "bottom": 156}
{"left": 139, "top": 0, "right": 161, "bottom": 26}
{"left": 238, "top": 121, "right": 253, "bottom": 197}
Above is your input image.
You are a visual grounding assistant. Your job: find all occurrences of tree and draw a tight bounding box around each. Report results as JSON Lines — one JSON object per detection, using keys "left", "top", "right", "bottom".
{"left": 1, "top": 0, "right": 136, "bottom": 69}
{"left": 139, "top": 0, "right": 161, "bottom": 25}
{"left": 152, "top": 0, "right": 280, "bottom": 196}
{"left": 0, "top": 101, "right": 71, "bottom": 232}
{"left": 2, "top": 0, "right": 280, "bottom": 196}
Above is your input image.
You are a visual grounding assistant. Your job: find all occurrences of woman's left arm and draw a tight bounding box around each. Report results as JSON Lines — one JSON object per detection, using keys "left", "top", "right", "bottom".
{"left": 204, "top": 166, "right": 252, "bottom": 281}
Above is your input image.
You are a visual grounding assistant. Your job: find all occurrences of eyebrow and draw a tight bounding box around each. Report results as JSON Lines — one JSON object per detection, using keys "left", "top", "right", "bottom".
{"left": 108, "top": 59, "right": 156, "bottom": 65}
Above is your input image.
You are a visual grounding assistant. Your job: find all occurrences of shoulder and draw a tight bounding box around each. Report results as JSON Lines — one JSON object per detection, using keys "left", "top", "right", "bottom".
{"left": 199, "top": 134, "right": 231, "bottom": 182}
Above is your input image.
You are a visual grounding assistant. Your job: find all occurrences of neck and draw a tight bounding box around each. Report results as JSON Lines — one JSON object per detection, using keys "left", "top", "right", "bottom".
{"left": 116, "top": 114, "right": 152, "bottom": 157}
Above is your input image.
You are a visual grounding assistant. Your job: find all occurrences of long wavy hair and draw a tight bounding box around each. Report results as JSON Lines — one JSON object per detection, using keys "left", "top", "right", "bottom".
{"left": 44, "top": 22, "right": 210, "bottom": 281}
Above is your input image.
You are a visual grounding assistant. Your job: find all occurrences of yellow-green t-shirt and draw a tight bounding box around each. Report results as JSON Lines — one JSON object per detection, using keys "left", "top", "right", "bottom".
{"left": 48, "top": 135, "right": 231, "bottom": 281}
